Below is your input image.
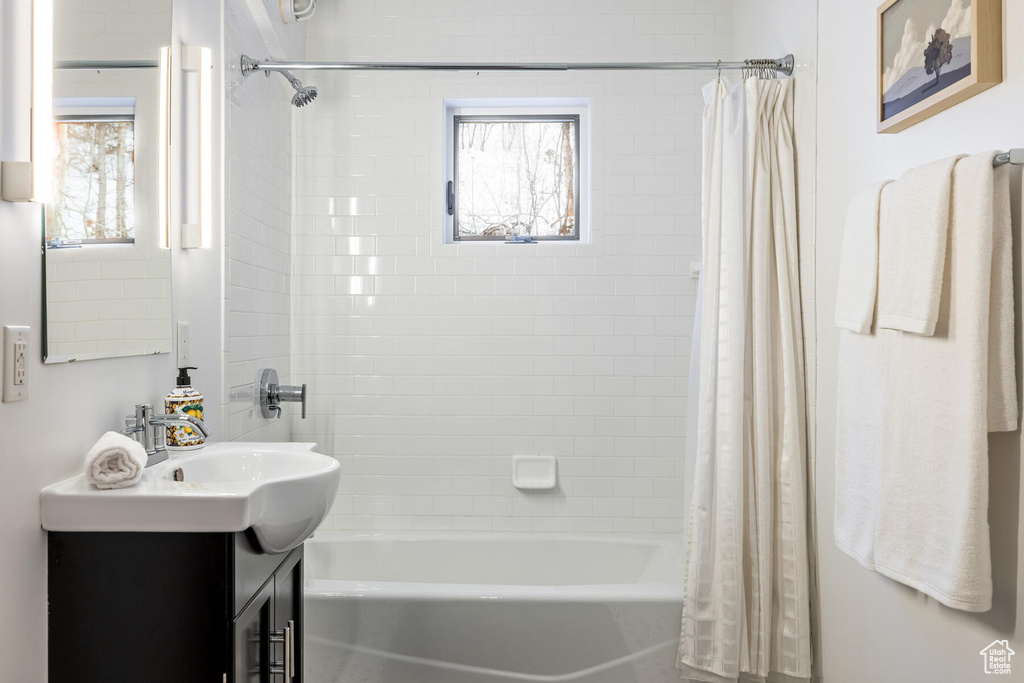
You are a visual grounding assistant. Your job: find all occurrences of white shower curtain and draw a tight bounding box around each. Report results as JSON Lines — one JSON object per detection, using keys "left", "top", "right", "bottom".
{"left": 677, "top": 77, "right": 812, "bottom": 683}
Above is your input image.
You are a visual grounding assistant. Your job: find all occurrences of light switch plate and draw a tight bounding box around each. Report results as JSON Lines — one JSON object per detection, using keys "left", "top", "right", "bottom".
{"left": 3, "top": 326, "right": 30, "bottom": 402}
{"left": 176, "top": 321, "right": 191, "bottom": 367}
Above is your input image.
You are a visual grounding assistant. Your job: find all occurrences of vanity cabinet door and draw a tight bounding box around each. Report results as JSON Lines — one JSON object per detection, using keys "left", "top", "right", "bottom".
{"left": 233, "top": 578, "right": 274, "bottom": 683}
{"left": 273, "top": 547, "right": 304, "bottom": 682}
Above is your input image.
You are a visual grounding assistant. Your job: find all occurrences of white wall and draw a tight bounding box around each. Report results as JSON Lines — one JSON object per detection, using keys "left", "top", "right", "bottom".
{"left": 53, "top": 0, "right": 171, "bottom": 62}
{"left": 0, "top": 1, "right": 226, "bottom": 678}
{"left": 223, "top": 0, "right": 304, "bottom": 441}
{"left": 816, "top": 1, "right": 1024, "bottom": 680}
{"left": 293, "top": 0, "right": 734, "bottom": 533}
{"left": 171, "top": 0, "right": 228, "bottom": 436}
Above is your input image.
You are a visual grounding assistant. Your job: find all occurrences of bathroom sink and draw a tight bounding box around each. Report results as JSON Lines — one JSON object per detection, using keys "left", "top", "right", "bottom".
{"left": 40, "top": 442, "right": 341, "bottom": 554}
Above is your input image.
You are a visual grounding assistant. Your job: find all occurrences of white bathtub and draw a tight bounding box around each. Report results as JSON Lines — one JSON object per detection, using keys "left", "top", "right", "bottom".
{"left": 303, "top": 532, "right": 686, "bottom": 683}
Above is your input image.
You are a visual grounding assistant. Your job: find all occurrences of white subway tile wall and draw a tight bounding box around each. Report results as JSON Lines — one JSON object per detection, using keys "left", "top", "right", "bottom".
{"left": 54, "top": 0, "right": 171, "bottom": 63}
{"left": 224, "top": 0, "right": 294, "bottom": 441}
{"left": 289, "top": 0, "right": 735, "bottom": 533}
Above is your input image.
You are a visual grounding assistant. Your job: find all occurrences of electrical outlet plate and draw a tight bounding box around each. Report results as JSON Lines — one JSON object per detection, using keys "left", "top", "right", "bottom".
{"left": 177, "top": 321, "right": 191, "bottom": 367}
{"left": 3, "top": 326, "right": 30, "bottom": 402}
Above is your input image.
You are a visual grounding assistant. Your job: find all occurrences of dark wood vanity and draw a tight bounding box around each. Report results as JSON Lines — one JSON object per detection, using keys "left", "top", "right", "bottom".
{"left": 48, "top": 531, "right": 303, "bottom": 682}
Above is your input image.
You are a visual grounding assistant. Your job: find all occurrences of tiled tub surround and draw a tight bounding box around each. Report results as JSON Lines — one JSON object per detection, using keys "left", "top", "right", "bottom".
{"left": 224, "top": 0, "right": 297, "bottom": 441}
{"left": 290, "top": 0, "right": 735, "bottom": 533}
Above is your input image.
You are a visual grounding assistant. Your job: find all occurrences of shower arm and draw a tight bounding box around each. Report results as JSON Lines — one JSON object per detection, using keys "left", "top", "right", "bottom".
{"left": 273, "top": 68, "right": 304, "bottom": 90}
{"left": 240, "top": 54, "right": 797, "bottom": 76}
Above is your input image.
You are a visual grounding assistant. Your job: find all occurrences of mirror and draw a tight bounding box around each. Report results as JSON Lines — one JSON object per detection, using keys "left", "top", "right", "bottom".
{"left": 43, "top": 0, "right": 172, "bottom": 363}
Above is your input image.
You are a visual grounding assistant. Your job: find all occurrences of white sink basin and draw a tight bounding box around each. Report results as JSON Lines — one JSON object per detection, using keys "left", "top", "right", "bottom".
{"left": 40, "top": 442, "right": 341, "bottom": 554}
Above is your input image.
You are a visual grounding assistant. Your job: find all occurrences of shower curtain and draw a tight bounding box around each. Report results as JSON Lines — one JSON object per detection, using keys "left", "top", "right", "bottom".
{"left": 677, "top": 77, "right": 812, "bottom": 683}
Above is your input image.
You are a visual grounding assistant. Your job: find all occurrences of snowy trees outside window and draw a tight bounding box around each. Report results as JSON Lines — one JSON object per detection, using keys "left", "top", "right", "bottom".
{"left": 48, "top": 119, "right": 136, "bottom": 244}
{"left": 454, "top": 116, "right": 579, "bottom": 241}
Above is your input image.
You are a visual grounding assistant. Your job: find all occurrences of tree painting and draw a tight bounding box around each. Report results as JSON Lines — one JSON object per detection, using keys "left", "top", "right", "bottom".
{"left": 923, "top": 28, "right": 954, "bottom": 93}
{"left": 47, "top": 120, "right": 135, "bottom": 243}
{"left": 456, "top": 118, "right": 577, "bottom": 239}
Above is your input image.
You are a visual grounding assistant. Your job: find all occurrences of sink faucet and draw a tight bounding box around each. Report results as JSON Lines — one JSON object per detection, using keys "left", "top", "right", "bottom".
{"left": 122, "top": 403, "right": 212, "bottom": 465}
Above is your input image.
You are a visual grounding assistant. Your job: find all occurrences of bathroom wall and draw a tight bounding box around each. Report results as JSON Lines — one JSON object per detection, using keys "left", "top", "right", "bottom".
{"left": 223, "top": 0, "right": 304, "bottom": 441}
{"left": 0, "top": 1, "right": 225, "bottom": 678}
{"left": 293, "top": 0, "right": 734, "bottom": 533}
{"left": 53, "top": 0, "right": 171, "bottom": 62}
{"left": 816, "top": 1, "right": 1024, "bottom": 681}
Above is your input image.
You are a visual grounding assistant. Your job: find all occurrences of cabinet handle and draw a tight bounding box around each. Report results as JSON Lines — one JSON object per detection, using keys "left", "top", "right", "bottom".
{"left": 270, "top": 623, "right": 291, "bottom": 678}
{"left": 288, "top": 619, "right": 296, "bottom": 678}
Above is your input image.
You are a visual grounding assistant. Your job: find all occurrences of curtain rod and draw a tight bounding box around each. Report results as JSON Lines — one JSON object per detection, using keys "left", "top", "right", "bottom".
{"left": 241, "top": 54, "right": 795, "bottom": 76}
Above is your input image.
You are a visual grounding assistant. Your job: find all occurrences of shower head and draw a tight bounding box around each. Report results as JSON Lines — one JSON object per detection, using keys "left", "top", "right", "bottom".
{"left": 240, "top": 56, "right": 318, "bottom": 108}
{"left": 279, "top": 69, "right": 318, "bottom": 108}
{"left": 290, "top": 82, "right": 317, "bottom": 107}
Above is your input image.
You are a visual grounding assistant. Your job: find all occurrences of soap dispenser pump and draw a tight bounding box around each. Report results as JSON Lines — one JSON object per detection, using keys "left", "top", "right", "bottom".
{"left": 165, "top": 367, "right": 206, "bottom": 451}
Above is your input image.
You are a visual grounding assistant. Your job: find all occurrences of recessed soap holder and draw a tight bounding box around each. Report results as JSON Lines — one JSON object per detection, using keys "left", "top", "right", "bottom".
{"left": 512, "top": 455, "right": 557, "bottom": 490}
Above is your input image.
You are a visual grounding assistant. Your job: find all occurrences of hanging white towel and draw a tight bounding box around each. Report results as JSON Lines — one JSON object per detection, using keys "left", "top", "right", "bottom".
{"left": 877, "top": 155, "right": 962, "bottom": 336}
{"left": 987, "top": 164, "right": 1017, "bottom": 431}
{"left": 835, "top": 182, "right": 890, "bottom": 334}
{"left": 836, "top": 152, "right": 1017, "bottom": 613}
{"left": 833, "top": 185, "right": 894, "bottom": 566}
{"left": 85, "top": 431, "right": 148, "bottom": 489}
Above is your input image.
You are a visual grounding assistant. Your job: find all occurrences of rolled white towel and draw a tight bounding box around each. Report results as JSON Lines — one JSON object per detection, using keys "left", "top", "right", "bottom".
{"left": 85, "top": 431, "right": 148, "bottom": 489}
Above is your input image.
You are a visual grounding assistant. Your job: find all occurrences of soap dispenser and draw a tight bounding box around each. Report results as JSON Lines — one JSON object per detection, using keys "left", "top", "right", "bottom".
{"left": 165, "top": 367, "right": 206, "bottom": 451}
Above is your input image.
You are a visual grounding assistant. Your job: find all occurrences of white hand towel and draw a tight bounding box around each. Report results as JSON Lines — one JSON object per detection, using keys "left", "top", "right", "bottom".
{"left": 85, "top": 431, "right": 147, "bottom": 489}
{"left": 877, "top": 155, "right": 962, "bottom": 336}
{"left": 870, "top": 152, "right": 1011, "bottom": 612}
{"left": 834, "top": 183, "right": 893, "bottom": 566}
{"left": 835, "top": 181, "right": 890, "bottom": 333}
{"left": 987, "top": 162, "right": 1018, "bottom": 432}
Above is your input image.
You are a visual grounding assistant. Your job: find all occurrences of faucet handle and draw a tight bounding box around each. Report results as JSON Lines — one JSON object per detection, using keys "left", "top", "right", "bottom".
{"left": 259, "top": 368, "right": 308, "bottom": 420}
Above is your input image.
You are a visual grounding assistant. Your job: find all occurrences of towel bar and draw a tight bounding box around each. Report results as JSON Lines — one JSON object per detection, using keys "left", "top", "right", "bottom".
{"left": 994, "top": 149, "right": 1024, "bottom": 166}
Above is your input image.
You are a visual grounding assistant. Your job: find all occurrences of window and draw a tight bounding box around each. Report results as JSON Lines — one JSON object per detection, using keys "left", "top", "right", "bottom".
{"left": 445, "top": 100, "right": 589, "bottom": 244}
{"left": 47, "top": 107, "right": 136, "bottom": 246}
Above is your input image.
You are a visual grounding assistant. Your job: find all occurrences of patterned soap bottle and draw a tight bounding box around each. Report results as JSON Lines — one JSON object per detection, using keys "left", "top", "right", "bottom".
{"left": 165, "top": 367, "right": 206, "bottom": 451}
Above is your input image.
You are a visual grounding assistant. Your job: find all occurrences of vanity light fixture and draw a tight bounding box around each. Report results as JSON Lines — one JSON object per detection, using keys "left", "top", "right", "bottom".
{"left": 158, "top": 46, "right": 171, "bottom": 249}
{"left": 1, "top": 0, "right": 53, "bottom": 203}
{"left": 180, "top": 45, "right": 213, "bottom": 249}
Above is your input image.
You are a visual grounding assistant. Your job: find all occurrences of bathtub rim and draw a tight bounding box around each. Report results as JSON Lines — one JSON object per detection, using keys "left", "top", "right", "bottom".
{"left": 304, "top": 530, "right": 687, "bottom": 602}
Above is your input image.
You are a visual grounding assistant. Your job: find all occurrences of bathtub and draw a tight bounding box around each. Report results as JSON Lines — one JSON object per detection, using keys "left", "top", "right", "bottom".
{"left": 303, "top": 532, "right": 686, "bottom": 683}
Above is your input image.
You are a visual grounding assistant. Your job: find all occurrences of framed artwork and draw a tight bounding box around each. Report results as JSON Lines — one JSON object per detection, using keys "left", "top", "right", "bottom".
{"left": 877, "top": 0, "right": 1001, "bottom": 134}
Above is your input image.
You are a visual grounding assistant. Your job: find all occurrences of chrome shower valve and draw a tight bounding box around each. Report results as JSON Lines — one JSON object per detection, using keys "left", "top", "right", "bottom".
{"left": 259, "top": 368, "right": 308, "bottom": 419}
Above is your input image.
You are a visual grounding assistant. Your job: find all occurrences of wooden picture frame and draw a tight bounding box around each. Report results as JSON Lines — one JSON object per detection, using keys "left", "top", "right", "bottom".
{"left": 877, "top": 0, "right": 1001, "bottom": 134}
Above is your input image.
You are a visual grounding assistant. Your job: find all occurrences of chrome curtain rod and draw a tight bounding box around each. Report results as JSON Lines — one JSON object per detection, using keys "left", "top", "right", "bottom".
{"left": 241, "top": 54, "right": 795, "bottom": 76}
{"left": 994, "top": 150, "right": 1024, "bottom": 166}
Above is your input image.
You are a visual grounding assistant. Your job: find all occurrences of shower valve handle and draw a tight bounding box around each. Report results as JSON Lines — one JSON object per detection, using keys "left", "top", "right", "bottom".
{"left": 259, "top": 368, "right": 307, "bottom": 419}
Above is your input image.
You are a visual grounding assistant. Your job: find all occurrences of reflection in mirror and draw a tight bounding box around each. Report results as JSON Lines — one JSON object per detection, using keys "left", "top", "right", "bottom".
{"left": 44, "top": 0, "right": 172, "bottom": 363}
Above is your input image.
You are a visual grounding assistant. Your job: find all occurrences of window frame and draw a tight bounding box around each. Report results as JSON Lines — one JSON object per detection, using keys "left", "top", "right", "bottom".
{"left": 452, "top": 113, "right": 581, "bottom": 243}
{"left": 443, "top": 99, "right": 591, "bottom": 246}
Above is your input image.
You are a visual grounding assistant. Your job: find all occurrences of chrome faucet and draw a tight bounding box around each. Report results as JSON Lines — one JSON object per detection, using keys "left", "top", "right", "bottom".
{"left": 122, "top": 403, "right": 212, "bottom": 465}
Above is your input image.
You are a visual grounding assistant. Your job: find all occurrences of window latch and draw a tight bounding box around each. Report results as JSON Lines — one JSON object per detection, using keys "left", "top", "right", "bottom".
{"left": 446, "top": 181, "right": 454, "bottom": 216}
{"left": 506, "top": 234, "right": 537, "bottom": 244}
